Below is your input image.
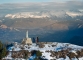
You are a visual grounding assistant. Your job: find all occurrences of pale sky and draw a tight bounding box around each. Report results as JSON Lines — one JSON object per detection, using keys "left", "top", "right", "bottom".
{"left": 0, "top": 0, "right": 83, "bottom": 4}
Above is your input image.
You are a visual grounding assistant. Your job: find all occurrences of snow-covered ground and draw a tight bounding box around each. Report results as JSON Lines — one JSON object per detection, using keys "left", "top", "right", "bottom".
{"left": 4, "top": 42, "right": 83, "bottom": 60}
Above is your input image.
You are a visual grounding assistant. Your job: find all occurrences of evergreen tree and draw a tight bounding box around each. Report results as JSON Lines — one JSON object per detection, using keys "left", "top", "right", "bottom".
{"left": 0, "top": 41, "right": 3, "bottom": 50}
{"left": 24, "top": 50, "right": 29, "bottom": 59}
{"left": 0, "top": 41, "right": 7, "bottom": 59}
{"left": 36, "top": 50, "right": 42, "bottom": 57}
{"left": 34, "top": 51, "right": 42, "bottom": 60}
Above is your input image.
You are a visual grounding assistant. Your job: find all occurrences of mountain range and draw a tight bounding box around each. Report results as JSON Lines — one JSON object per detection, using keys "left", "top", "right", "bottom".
{"left": 0, "top": 2, "right": 83, "bottom": 46}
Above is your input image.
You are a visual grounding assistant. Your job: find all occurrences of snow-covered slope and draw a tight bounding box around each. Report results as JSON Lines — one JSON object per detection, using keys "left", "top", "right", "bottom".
{"left": 66, "top": 11, "right": 83, "bottom": 18}
{"left": 4, "top": 42, "right": 83, "bottom": 60}
{"left": 5, "top": 12, "right": 50, "bottom": 18}
{"left": 5, "top": 11, "right": 83, "bottom": 19}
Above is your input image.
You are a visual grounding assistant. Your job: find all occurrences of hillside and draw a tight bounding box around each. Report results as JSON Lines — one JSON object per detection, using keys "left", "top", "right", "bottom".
{"left": 3, "top": 42, "right": 83, "bottom": 60}
{"left": 0, "top": 18, "right": 83, "bottom": 45}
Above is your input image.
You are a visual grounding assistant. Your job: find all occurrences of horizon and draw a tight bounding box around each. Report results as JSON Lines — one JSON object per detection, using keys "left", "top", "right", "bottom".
{"left": 0, "top": 0, "right": 83, "bottom": 4}
{"left": 0, "top": 0, "right": 83, "bottom": 46}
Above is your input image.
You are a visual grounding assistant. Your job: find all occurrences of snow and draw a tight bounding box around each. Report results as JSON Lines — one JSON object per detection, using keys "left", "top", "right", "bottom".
{"left": 5, "top": 12, "right": 50, "bottom": 18}
{"left": 29, "top": 55, "right": 36, "bottom": 60}
{"left": 70, "top": 50, "right": 77, "bottom": 55}
{"left": 4, "top": 42, "right": 83, "bottom": 60}
{"left": 42, "top": 51, "right": 53, "bottom": 60}
{"left": 5, "top": 10, "right": 83, "bottom": 19}
{"left": 56, "top": 57, "right": 78, "bottom": 60}
{"left": 79, "top": 57, "right": 83, "bottom": 60}
{"left": 71, "top": 58, "right": 78, "bottom": 60}
{"left": 65, "top": 56, "right": 70, "bottom": 60}
{"left": 3, "top": 52, "right": 12, "bottom": 60}
{"left": 57, "top": 58, "right": 65, "bottom": 60}
{"left": 66, "top": 12, "right": 83, "bottom": 17}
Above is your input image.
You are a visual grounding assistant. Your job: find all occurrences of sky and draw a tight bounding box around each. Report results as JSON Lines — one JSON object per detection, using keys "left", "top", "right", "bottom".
{"left": 0, "top": 0, "right": 83, "bottom": 4}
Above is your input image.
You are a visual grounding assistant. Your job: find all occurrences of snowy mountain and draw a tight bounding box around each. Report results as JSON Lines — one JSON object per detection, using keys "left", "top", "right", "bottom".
{"left": 3, "top": 42, "right": 83, "bottom": 60}
{"left": 5, "top": 12, "right": 50, "bottom": 18}
{"left": 66, "top": 11, "right": 83, "bottom": 18}
{"left": 5, "top": 11, "right": 83, "bottom": 19}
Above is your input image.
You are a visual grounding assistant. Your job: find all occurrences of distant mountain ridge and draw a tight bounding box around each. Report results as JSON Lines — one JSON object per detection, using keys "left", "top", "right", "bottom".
{"left": 0, "top": 2, "right": 83, "bottom": 46}
{"left": 4, "top": 11, "right": 83, "bottom": 19}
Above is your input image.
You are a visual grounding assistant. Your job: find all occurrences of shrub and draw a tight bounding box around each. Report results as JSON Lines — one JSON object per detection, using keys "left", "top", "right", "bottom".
{"left": 36, "top": 50, "right": 42, "bottom": 57}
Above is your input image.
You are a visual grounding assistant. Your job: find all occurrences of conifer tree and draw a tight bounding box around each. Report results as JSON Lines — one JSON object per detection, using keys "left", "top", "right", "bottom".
{"left": 36, "top": 50, "right": 42, "bottom": 57}
{"left": 0, "top": 41, "right": 3, "bottom": 50}
{"left": 0, "top": 41, "right": 7, "bottom": 59}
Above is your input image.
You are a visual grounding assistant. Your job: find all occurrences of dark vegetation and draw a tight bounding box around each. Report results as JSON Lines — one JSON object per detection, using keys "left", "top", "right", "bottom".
{"left": 11, "top": 50, "right": 30, "bottom": 59}
{"left": 10, "top": 50, "right": 42, "bottom": 60}
{"left": 6, "top": 48, "right": 83, "bottom": 60}
{"left": 1, "top": 41, "right": 83, "bottom": 60}
{"left": 0, "top": 41, "right": 7, "bottom": 60}
{"left": 49, "top": 49, "right": 83, "bottom": 59}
